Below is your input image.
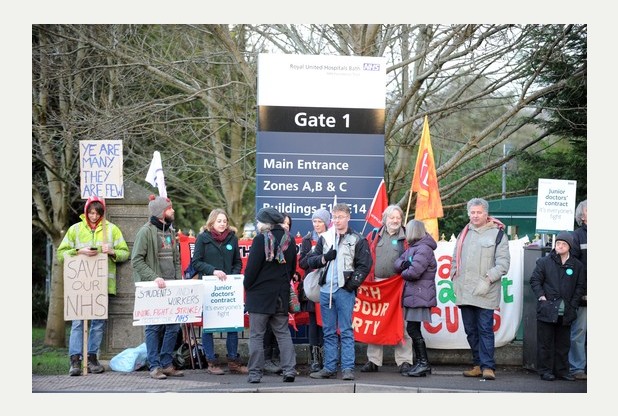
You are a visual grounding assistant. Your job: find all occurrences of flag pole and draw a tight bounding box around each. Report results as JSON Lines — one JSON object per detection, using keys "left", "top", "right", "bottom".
{"left": 405, "top": 189, "right": 413, "bottom": 224}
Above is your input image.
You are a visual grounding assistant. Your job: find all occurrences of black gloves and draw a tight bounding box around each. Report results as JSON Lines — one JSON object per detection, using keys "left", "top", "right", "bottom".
{"left": 323, "top": 247, "right": 337, "bottom": 262}
{"left": 343, "top": 271, "right": 367, "bottom": 293}
{"left": 400, "top": 260, "right": 412, "bottom": 270}
{"left": 342, "top": 279, "right": 356, "bottom": 293}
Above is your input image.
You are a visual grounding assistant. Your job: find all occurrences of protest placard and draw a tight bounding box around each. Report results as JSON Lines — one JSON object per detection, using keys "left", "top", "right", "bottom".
{"left": 64, "top": 253, "right": 108, "bottom": 321}
{"left": 202, "top": 274, "right": 245, "bottom": 333}
{"left": 79, "top": 139, "right": 124, "bottom": 199}
{"left": 133, "top": 280, "right": 203, "bottom": 325}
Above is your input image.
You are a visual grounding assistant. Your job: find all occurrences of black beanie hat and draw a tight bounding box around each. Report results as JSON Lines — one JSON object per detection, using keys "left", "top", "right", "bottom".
{"left": 555, "top": 231, "right": 574, "bottom": 249}
{"left": 256, "top": 207, "right": 284, "bottom": 225}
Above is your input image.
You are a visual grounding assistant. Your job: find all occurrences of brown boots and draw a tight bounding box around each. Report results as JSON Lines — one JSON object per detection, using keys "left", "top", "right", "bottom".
{"left": 206, "top": 358, "right": 248, "bottom": 374}
{"left": 227, "top": 358, "right": 249, "bottom": 374}
{"left": 206, "top": 359, "right": 225, "bottom": 375}
{"left": 463, "top": 365, "right": 482, "bottom": 377}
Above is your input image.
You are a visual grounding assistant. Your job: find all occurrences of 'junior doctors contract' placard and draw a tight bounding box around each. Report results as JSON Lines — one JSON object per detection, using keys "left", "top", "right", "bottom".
{"left": 202, "top": 274, "right": 245, "bottom": 333}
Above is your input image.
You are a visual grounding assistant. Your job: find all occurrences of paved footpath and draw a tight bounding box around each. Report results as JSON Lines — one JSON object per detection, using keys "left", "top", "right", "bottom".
{"left": 33, "top": 364, "right": 587, "bottom": 394}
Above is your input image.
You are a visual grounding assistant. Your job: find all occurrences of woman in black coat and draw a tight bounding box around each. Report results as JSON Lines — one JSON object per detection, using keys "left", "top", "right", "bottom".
{"left": 529, "top": 231, "right": 586, "bottom": 381}
{"left": 191, "top": 208, "right": 246, "bottom": 375}
{"left": 243, "top": 207, "right": 297, "bottom": 383}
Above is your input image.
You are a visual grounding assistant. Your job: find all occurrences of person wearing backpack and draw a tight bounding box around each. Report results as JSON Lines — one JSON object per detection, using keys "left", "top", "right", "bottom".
{"left": 191, "top": 208, "right": 248, "bottom": 375}
{"left": 58, "top": 196, "right": 130, "bottom": 376}
{"left": 450, "top": 197, "right": 510, "bottom": 381}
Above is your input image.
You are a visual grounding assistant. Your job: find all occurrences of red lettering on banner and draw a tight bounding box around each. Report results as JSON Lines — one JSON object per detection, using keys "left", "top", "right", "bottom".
{"left": 425, "top": 305, "right": 503, "bottom": 335}
{"left": 437, "top": 254, "right": 452, "bottom": 279}
{"left": 424, "top": 306, "right": 443, "bottom": 334}
{"left": 354, "top": 299, "right": 390, "bottom": 317}
{"left": 493, "top": 309, "right": 501, "bottom": 331}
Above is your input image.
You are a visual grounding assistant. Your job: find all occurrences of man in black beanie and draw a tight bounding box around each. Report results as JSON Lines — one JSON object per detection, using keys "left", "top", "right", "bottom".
{"left": 530, "top": 231, "right": 586, "bottom": 381}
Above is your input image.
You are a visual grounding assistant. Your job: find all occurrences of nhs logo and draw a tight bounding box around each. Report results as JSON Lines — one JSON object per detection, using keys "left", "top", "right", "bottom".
{"left": 363, "top": 63, "right": 380, "bottom": 71}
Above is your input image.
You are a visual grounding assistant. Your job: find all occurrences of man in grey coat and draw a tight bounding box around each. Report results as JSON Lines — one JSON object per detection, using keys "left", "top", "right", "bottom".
{"left": 450, "top": 198, "right": 510, "bottom": 380}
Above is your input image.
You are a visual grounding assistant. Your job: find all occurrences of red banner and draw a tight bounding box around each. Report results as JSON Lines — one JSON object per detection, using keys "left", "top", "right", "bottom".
{"left": 353, "top": 277, "right": 405, "bottom": 345}
{"left": 178, "top": 231, "right": 196, "bottom": 274}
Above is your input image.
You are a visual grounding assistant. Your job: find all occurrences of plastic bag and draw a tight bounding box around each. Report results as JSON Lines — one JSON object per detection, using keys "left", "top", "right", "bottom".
{"left": 109, "top": 343, "right": 148, "bottom": 372}
{"left": 303, "top": 268, "right": 324, "bottom": 303}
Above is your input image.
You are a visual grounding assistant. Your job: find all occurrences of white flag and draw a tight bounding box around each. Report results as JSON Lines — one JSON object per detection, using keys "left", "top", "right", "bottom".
{"left": 324, "top": 194, "right": 338, "bottom": 244}
{"left": 145, "top": 151, "right": 167, "bottom": 198}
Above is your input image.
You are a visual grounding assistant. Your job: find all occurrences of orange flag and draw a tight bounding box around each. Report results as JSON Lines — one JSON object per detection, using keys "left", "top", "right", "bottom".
{"left": 410, "top": 116, "right": 443, "bottom": 240}
{"left": 366, "top": 179, "right": 388, "bottom": 229}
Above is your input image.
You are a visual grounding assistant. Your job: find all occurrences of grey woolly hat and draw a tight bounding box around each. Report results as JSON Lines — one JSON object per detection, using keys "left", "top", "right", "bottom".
{"left": 149, "top": 194, "right": 172, "bottom": 218}
{"left": 555, "top": 231, "right": 574, "bottom": 249}
{"left": 311, "top": 208, "right": 331, "bottom": 226}
{"left": 256, "top": 207, "right": 284, "bottom": 225}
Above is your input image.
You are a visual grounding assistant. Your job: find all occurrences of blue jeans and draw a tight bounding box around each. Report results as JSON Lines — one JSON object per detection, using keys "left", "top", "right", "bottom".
{"left": 202, "top": 331, "right": 240, "bottom": 361}
{"left": 69, "top": 319, "right": 105, "bottom": 357}
{"left": 460, "top": 305, "right": 495, "bottom": 371}
{"left": 319, "top": 288, "right": 356, "bottom": 372}
{"left": 144, "top": 323, "right": 181, "bottom": 370}
{"left": 569, "top": 306, "right": 587, "bottom": 374}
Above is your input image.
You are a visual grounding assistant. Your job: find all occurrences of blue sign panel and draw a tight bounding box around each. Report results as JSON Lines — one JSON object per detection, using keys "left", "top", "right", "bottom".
{"left": 257, "top": 54, "right": 386, "bottom": 237}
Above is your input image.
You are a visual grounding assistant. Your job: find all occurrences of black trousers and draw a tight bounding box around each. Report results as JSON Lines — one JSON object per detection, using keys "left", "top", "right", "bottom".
{"left": 536, "top": 317, "right": 571, "bottom": 376}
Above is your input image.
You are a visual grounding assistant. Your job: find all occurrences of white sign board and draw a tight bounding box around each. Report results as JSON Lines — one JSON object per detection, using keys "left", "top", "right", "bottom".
{"left": 535, "top": 178, "right": 577, "bottom": 233}
{"left": 426, "top": 238, "right": 526, "bottom": 349}
{"left": 80, "top": 140, "right": 124, "bottom": 199}
{"left": 202, "top": 274, "right": 245, "bottom": 333}
{"left": 258, "top": 53, "right": 386, "bottom": 108}
{"left": 63, "top": 253, "right": 108, "bottom": 321}
{"left": 133, "top": 280, "right": 203, "bottom": 326}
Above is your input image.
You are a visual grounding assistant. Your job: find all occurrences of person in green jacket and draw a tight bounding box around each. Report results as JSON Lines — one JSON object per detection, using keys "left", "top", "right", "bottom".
{"left": 57, "top": 196, "right": 129, "bottom": 376}
{"left": 131, "top": 194, "right": 183, "bottom": 380}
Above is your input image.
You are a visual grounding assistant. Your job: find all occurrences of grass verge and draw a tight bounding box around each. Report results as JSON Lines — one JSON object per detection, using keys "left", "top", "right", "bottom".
{"left": 32, "top": 326, "right": 70, "bottom": 375}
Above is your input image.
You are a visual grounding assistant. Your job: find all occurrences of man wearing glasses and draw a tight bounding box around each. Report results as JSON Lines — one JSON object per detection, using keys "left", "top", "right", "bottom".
{"left": 305, "top": 203, "right": 373, "bottom": 381}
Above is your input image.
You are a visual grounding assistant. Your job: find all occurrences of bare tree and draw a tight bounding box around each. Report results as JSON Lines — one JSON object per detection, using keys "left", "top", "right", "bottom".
{"left": 33, "top": 24, "right": 585, "bottom": 345}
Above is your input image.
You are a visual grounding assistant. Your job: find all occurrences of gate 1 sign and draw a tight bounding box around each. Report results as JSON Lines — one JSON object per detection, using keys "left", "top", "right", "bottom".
{"left": 63, "top": 253, "right": 108, "bottom": 321}
{"left": 256, "top": 53, "right": 386, "bottom": 237}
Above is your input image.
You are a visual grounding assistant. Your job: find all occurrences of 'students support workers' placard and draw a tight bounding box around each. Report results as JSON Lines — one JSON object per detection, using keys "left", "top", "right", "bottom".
{"left": 133, "top": 280, "right": 203, "bottom": 325}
